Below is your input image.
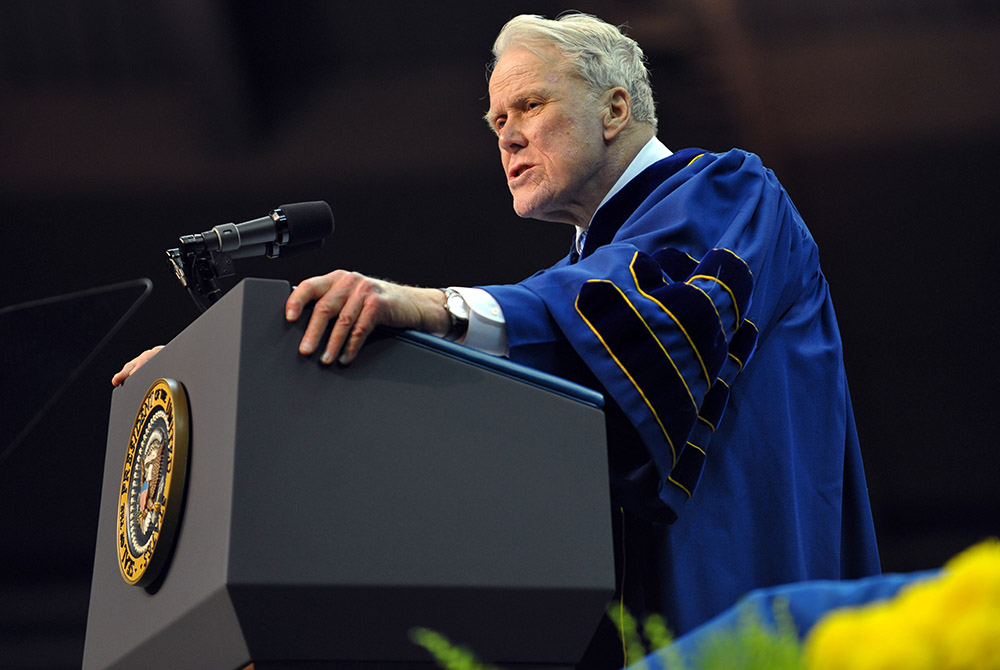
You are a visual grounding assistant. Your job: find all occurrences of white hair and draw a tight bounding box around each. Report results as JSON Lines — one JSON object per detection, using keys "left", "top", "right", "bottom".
{"left": 489, "top": 13, "right": 658, "bottom": 130}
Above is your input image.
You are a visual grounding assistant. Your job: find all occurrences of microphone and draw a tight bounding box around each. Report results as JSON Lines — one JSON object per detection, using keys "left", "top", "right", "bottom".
{"left": 167, "top": 201, "right": 334, "bottom": 312}
{"left": 177, "top": 201, "right": 334, "bottom": 259}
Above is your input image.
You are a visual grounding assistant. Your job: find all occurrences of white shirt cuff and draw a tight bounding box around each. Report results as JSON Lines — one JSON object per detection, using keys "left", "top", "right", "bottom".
{"left": 447, "top": 286, "right": 508, "bottom": 356}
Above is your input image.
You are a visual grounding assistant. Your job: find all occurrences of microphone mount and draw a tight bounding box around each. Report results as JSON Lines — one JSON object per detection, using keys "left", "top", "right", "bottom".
{"left": 167, "top": 203, "right": 332, "bottom": 313}
{"left": 166, "top": 244, "right": 233, "bottom": 314}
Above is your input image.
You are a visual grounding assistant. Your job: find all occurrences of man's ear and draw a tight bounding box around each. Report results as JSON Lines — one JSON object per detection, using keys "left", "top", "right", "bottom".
{"left": 602, "top": 87, "right": 631, "bottom": 141}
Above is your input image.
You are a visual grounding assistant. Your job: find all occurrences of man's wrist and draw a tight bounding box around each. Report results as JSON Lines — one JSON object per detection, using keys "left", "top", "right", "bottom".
{"left": 441, "top": 288, "right": 470, "bottom": 341}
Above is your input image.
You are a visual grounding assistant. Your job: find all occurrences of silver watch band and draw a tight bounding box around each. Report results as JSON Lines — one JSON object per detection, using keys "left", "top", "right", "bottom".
{"left": 442, "top": 288, "right": 470, "bottom": 341}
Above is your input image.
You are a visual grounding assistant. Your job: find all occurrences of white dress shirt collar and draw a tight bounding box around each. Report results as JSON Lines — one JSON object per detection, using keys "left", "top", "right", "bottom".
{"left": 575, "top": 136, "right": 672, "bottom": 253}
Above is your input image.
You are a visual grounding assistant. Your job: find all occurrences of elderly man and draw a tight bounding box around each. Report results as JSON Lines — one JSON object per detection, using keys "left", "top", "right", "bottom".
{"left": 115, "top": 12, "right": 880, "bottom": 668}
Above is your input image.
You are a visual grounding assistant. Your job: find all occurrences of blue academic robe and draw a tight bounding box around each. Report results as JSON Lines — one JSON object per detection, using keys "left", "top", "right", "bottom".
{"left": 480, "top": 148, "right": 881, "bottom": 652}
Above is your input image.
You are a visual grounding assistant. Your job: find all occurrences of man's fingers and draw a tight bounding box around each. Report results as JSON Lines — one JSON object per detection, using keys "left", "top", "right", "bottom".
{"left": 290, "top": 273, "right": 345, "bottom": 355}
{"left": 111, "top": 363, "right": 135, "bottom": 386}
{"left": 325, "top": 289, "right": 384, "bottom": 365}
{"left": 338, "top": 298, "right": 382, "bottom": 364}
{"left": 111, "top": 346, "right": 164, "bottom": 386}
{"left": 322, "top": 281, "right": 382, "bottom": 364}
{"left": 285, "top": 274, "right": 334, "bottom": 323}
{"left": 287, "top": 271, "right": 411, "bottom": 365}
{"left": 300, "top": 295, "right": 342, "bottom": 356}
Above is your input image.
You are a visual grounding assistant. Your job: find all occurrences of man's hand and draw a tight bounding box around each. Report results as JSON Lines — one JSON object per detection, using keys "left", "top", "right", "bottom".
{"left": 111, "top": 346, "right": 164, "bottom": 387}
{"left": 285, "top": 270, "right": 451, "bottom": 365}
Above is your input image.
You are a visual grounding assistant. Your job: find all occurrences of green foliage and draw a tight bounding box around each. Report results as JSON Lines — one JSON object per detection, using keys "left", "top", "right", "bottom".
{"left": 693, "top": 599, "right": 804, "bottom": 670}
{"left": 642, "top": 613, "right": 674, "bottom": 653}
{"left": 409, "top": 627, "right": 501, "bottom": 670}
{"left": 607, "top": 602, "right": 684, "bottom": 669}
{"left": 410, "top": 599, "right": 804, "bottom": 670}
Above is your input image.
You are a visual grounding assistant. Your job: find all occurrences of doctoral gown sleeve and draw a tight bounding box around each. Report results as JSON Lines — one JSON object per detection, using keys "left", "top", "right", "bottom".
{"left": 481, "top": 149, "right": 816, "bottom": 522}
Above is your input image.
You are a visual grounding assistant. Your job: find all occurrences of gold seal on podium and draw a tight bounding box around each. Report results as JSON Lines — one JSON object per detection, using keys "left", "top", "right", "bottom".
{"left": 117, "top": 378, "right": 190, "bottom": 587}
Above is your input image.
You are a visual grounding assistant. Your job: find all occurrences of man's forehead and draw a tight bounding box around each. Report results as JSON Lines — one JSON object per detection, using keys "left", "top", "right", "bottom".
{"left": 488, "top": 46, "right": 568, "bottom": 98}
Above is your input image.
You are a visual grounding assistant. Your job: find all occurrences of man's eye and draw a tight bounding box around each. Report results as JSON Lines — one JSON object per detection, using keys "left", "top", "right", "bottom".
{"left": 496, "top": 119, "right": 506, "bottom": 130}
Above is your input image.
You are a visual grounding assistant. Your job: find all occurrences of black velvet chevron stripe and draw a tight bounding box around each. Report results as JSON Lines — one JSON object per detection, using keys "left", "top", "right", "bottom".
{"left": 645, "top": 282, "right": 729, "bottom": 379}
{"left": 630, "top": 251, "right": 670, "bottom": 289}
{"left": 628, "top": 252, "right": 729, "bottom": 381}
{"left": 651, "top": 247, "right": 698, "bottom": 281}
{"left": 687, "top": 249, "right": 753, "bottom": 322}
{"left": 728, "top": 319, "right": 759, "bottom": 369}
{"left": 578, "top": 280, "right": 699, "bottom": 460}
{"left": 698, "top": 380, "right": 730, "bottom": 431}
{"left": 577, "top": 246, "right": 757, "bottom": 503}
{"left": 669, "top": 443, "right": 706, "bottom": 498}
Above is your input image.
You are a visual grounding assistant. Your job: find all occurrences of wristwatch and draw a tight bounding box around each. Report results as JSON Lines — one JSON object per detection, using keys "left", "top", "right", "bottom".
{"left": 442, "top": 288, "right": 470, "bottom": 341}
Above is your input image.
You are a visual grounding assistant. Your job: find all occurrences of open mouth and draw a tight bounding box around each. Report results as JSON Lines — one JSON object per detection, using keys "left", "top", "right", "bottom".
{"left": 509, "top": 164, "right": 532, "bottom": 180}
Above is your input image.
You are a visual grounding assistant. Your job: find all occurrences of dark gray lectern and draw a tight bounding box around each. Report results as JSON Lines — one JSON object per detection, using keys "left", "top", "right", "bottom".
{"left": 84, "top": 278, "right": 614, "bottom": 670}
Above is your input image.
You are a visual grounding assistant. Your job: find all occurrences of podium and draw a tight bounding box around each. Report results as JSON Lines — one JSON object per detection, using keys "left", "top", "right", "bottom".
{"left": 83, "top": 279, "right": 614, "bottom": 670}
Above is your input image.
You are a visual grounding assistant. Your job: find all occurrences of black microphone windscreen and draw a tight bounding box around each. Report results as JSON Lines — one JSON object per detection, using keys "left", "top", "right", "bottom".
{"left": 279, "top": 201, "right": 334, "bottom": 246}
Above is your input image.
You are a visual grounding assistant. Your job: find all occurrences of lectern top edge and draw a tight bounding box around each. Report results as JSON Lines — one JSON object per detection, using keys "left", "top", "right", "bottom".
{"left": 390, "top": 328, "right": 605, "bottom": 410}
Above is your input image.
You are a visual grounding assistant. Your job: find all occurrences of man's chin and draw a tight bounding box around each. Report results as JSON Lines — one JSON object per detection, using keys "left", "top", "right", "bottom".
{"left": 511, "top": 200, "right": 538, "bottom": 220}
{"left": 511, "top": 198, "right": 552, "bottom": 222}
{"left": 512, "top": 205, "right": 576, "bottom": 227}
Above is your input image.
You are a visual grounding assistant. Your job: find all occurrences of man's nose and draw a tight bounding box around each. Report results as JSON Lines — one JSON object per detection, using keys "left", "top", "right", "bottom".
{"left": 498, "top": 120, "right": 525, "bottom": 152}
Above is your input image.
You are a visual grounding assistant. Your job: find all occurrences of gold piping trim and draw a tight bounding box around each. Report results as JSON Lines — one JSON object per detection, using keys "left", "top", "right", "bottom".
{"left": 687, "top": 441, "right": 706, "bottom": 456}
{"left": 717, "top": 247, "right": 753, "bottom": 277}
{"left": 619, "top": 506, "right": 627, "bottom": 666}
{"left": 575, "top": 283, "right": 685, "bottom": 466}
{"left": 684, "top": 281, "right": 728, "bottom": 342}
{"left": 668, "top": 475, "right": 693, "bottom": 498}
{"left": 628, "top": 252, "right": 711, "bottom": 387}
{"left": 687, "top": 274, "right": 741, "bottom": 325}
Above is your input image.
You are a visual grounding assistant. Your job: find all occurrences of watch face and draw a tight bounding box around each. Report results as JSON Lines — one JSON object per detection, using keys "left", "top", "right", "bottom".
{"left": 446, "top": 291, "right": 471, "bottom": 321}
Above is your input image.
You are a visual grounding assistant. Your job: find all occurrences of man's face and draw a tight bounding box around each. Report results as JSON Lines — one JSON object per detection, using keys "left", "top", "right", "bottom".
{"left": 487, "top": 47, "right": 610, "bottom": 227}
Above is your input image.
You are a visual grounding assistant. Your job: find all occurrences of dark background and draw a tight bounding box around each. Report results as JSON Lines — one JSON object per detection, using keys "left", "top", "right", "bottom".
{"left": 1, "top": 1, "right": 998, "bottom": 668}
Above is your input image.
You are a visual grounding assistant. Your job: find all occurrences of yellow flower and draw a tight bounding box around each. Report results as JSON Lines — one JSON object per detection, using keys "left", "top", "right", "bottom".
{"left": 939, "top": 611, "right": 1000, "bottom": 670}
{"left": 805, "top": 540, "right": 1000, "bottom": 670}
{"left": 804, "top": 603, "right": 934, "bottom": 670}
{"left": 802, "top": 607, "right": 861, "bottom": 669}
{"left": 940, "top": 538, "right": 1000, "bottom": 611}
{"left": 886, "top": 575, "right": 945, "bottom": 638}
